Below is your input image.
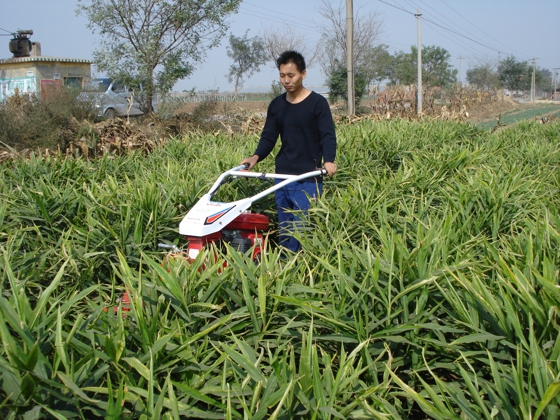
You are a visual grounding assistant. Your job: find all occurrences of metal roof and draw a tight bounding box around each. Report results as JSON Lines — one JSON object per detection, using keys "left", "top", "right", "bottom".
{"left": 0, "top": 56, "right": 92, "bottom": 64}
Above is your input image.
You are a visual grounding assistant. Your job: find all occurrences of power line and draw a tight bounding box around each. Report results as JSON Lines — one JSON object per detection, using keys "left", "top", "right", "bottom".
{"left": 437, "top": 0, "right": 525, "bottom": 57}
{"left": 377, "top": 0, "right": 487, "bottom": 57}
{"left": 236, "top": 10, "right": 321, "bottom": 36}
{"left": 416, "top": 0, "right": 491, "bottom": 51}
{"left": 401, "top": 0, "right": 420, "bottom": 13}
{"left": 243, "top": 2, "right": 310, "bottom": 25}
{"left": 420, "top": 19, "right": 484, "bottom": 57}
{"left": 420, "top": 15, "right": 502, "bottom": 53}
{"left": 376, "top": 0, "right": 531, "bottom": 62}
{"left": 376, "top": 0, "right": 414, "bottom": 16}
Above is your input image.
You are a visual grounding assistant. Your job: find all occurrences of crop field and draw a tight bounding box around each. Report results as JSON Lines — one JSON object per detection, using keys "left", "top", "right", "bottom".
{"left": 476, "top": 104, "right": 560, "bottom": 130}
{"left": 0, "top": 118, "right": 559, "bottom": 419}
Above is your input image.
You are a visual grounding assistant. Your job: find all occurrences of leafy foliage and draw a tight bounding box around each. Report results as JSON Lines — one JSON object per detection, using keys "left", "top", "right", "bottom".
{"left": 497, "top": 55, "right": 532, "bottom": 91}
{"left": 77, "top": 0, "right": 242, "bottom": 113}
{"left": 468, "top": 56, "right": 551, "bottom": 94}
{"left": 357, "top": 43, "right": 392, "bottom": 86}
{"left": 328, "top": 62, "right": 367, "bottom": 106}
{"left": 1, "top": 119, "right": 560, "bottom": 418}
{"left": 388, "top": 45, "right": 458, "bottom": 87}
{"left": 466, "top": 62, "right": 500, "bottom": 89}
{"left": 536, "top": 67, "right": 552, "bottom": 92}
{"left": 226, "top": 30, "right": 267, "bottom": 92}
{"left": 269, "top": 80, "right": 284, "bottom": 98}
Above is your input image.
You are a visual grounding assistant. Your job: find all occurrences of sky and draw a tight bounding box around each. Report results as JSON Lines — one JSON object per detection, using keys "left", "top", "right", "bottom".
{"left": 1, "top": 0, "right": 558, "bottom": 92}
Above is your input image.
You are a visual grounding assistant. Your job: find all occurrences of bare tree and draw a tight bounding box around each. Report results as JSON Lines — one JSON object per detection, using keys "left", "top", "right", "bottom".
{"left": 261, "top": 24, "right": 320, "bottom": 68}
{"left": 315, "top": 0, "right": 384, "bottom": 78}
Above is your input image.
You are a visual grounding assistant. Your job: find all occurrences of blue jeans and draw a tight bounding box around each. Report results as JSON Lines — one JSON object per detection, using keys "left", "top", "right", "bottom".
{"left": 274, "top": 179, "right": 323, "bottom": 253}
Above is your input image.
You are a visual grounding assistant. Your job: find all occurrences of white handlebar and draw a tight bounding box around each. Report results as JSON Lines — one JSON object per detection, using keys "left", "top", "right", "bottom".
{"left": 208, "top": 166, "right": 327, "bottom": 198}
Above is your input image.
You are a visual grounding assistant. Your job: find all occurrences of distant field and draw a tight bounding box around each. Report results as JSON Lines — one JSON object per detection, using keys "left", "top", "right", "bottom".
{"left": 476, "top": 104, "right": 560, "bottom": 130}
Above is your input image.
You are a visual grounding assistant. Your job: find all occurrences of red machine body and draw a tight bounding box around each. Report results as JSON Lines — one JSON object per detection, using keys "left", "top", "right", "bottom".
{"left": 161, "top": 164, "right": 326, "bottom": 263}
{"left": 183, "top": 211, "right": 269, "bottom": 263}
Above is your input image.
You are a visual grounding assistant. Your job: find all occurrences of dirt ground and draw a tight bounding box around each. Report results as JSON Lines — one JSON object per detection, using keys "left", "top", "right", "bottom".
{"left": 172, "top": 95, "right": 533, "bottom": 125}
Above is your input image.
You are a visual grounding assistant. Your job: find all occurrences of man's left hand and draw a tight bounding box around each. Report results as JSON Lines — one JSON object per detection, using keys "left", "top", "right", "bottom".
{"left": 324, "top": 162, "right": 337, "bottom": 177}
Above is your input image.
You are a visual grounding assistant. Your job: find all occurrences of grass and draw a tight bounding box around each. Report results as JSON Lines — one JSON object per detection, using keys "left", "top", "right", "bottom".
{"left": 0, "top": 119, "right": 559, "bottom": 419}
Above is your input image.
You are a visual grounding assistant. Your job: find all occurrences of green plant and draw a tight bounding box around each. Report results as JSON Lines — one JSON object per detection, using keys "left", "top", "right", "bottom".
{"left": 270, "top": 80, "right": 283, "bottom": 99}
{"left": 327, "top": 64, "right": 367, "bottom": 106}
{"left": 1, "top": 119, "right": 559, "bottom": 418}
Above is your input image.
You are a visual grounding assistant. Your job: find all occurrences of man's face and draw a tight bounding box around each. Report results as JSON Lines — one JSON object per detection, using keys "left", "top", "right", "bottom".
{"left": 279, "top": 62, "right": 306, "bottom": 93}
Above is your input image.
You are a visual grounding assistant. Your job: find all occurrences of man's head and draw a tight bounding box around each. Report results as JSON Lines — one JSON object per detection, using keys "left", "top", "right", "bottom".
{"left": 277, "top": 51, "right": 307, "bottom": 94}
{"left": 276, "top": 50, "right": 306, "bottom": 72}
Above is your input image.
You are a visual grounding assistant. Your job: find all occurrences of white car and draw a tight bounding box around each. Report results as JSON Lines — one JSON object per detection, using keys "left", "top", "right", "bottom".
{"left": 78, "top": 77, "right": 158, "bottom": 117}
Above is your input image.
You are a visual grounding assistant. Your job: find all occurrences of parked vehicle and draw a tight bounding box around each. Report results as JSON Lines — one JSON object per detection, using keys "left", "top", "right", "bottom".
{"left": 78, "top": 77, "right": 158, "bottom": 117}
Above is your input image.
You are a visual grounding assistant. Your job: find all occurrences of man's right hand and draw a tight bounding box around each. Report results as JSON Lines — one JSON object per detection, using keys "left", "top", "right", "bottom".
{"left": 241, "top": 155, "right": 259, "bottom": 170}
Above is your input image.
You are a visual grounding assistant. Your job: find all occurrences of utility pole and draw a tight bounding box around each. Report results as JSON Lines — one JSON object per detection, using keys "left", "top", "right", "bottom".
{"left": 552, "top": 68, "right": 558, "bottom": 100}
{"left": 346, "top": 0, "right": 354, "bottom": 116}
{"left": 458, "top": 56, "right": 464, "bottom": 85}
{"left": 415, "top": 9, "right": 422, "bottom": 114}
{"left": 531, "top": 58, "right": 538, "bottom": 104}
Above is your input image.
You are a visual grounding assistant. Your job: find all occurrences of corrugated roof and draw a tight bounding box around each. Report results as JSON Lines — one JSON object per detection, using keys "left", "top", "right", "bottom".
{"left": 0, "top": 56, "right": 92, "bottom": 64}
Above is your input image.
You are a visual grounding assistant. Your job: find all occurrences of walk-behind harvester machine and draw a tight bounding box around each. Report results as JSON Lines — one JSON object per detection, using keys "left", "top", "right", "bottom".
{"left": 109, "top": 164, "right": 327, "bottom": 314}
{"left": 159, "top": 164, "right": 327, "bottom": 264}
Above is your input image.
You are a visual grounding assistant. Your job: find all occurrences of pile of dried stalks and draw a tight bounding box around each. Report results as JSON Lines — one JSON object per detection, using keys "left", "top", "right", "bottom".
{"left": 69, "top": 118, "right": 165, "bottom": 158}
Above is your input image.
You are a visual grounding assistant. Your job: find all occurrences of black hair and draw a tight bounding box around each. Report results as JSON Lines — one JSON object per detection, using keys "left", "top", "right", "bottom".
{"left": 276, "top": 50, "right": 306, "bottom": 72}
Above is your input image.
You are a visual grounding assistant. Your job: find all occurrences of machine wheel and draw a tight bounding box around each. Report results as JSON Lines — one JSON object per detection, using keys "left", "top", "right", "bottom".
{"left": 104, "top": 108, "right": 117, "bottom": 119}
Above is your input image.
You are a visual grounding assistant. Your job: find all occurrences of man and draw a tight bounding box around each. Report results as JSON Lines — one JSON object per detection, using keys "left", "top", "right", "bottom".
{"left": 241, "top": 50, "right": 337, "bottom": 253}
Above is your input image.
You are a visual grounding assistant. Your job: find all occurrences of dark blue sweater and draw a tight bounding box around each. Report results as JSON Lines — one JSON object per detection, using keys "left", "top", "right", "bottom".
{"left": 254, "top": 91, "right": 336, "bottom": 175}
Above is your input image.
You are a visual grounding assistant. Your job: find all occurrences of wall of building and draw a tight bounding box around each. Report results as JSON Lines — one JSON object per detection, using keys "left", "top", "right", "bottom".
{"left": 0, "top": 59, "right": 91, "bottom": 102}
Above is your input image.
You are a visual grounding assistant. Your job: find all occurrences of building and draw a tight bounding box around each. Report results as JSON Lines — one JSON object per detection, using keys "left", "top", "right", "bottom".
{"left": 0, "top": 30, "right": 92, "bottom": 103}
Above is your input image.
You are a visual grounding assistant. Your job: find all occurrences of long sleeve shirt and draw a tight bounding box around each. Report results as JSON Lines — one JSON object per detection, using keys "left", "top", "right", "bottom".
{"left": 253, "top": 91, "right": 336, "bottom": 175}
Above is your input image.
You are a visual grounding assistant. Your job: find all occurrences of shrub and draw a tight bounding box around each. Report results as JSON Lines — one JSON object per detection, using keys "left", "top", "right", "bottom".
{"left": 270, "top": 80, "right": 283, "bottom": 99}
{"left": 328, "top": 65, "right": 367, "bottom": 106}
{"left": 0, "top": 86, "right": 97, "bottom": 151}
{"left": 189, "top": 97, "right": 222, "bottom": 131}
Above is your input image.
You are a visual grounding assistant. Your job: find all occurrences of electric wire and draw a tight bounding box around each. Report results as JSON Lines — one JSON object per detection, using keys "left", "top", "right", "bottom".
{"left": 411, "top": 2, "right": 487, "bottom": 58}
{"left": 243, "top": 1, "right": 311, "bottom": 25}
{"left": 380, "top": 0, "right": 487, "bottom": 62}
{"left": 377, "top": 0, "right": 412, "bottom": 15}
{"left": 424, "top": 0, "right": 523, "bottom": 60}
{"left": 422, "top": 16, "right": 503, "bottom": 53}
{"left": 237, "top": 10, "right": 321, "bottom": 35}
{"left": 0, "top": 27, "right": 14, "bottom": 36}
{"left": 376, "top": 0, "right": 516, "bottom": 57}
{"left": 398, "top": 0, "right": 482, "bottom": 56}
{"left": 438, "top": 0, "right": 523, "bottom": 56}
{"left": 421, "top": 22, "right": 484, "bottom": 58}
{"left": 416, "top": 0, "right": 491, "bottom": 49}
{"left": 239, "top": 3, "right": 322, "bottom": 35}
